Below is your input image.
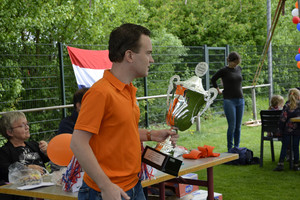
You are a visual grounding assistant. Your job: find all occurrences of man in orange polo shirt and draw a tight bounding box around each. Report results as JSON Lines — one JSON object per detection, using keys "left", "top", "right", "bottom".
{"left": 70, "top": 23, "right": 179, "bottom": 200}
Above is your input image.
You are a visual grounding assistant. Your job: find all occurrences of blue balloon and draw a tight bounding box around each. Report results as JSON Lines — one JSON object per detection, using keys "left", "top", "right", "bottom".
{"left": 297, "top": 23, "right": 300, "bottom": 31}
{"left": 296, "top": 54, "right": 300, "bottom": 61}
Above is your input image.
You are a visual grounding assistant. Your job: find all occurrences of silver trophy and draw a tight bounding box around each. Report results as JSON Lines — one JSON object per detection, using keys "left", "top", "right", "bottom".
{"left": 157, "top": 62, "right": 218, "bottom": 153}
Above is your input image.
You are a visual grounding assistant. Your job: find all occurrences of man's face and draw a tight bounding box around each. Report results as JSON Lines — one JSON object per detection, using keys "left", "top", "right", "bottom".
{"left": 131, "top": 34, "right": 154, "bottom": 78}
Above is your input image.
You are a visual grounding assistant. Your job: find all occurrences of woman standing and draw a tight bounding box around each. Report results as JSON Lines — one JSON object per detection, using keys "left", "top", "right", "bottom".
{"left": 211, "top": 52, "right": 244, "bottom": 151}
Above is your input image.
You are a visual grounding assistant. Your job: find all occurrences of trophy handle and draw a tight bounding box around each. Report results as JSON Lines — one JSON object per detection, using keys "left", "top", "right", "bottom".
{"left": 166, "top": 75, "right": 180, "bottom": 107}
{"left": 193, "top": 87, "right": 218, "bottom": 122}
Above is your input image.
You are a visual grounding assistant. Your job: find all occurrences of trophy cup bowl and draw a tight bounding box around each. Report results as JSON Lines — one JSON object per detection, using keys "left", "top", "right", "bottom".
{"left": 156, "top": 62, "right": 218, "bottom": 154}
{"left": 166, "top": 76, "right": 218, "bottom": 132}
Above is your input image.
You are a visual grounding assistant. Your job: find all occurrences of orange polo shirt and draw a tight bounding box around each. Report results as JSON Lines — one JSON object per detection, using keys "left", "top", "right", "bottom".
{"left": 74, "top": 70, "right": 141, "bottom": 192}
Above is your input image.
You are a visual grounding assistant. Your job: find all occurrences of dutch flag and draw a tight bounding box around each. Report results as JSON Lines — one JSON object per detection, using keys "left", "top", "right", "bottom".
{"left": 67, "top": 46, "right": 112, "bottom": 88}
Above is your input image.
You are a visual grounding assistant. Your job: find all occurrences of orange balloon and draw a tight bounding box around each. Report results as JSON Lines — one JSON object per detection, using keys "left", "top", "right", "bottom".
{"left": 47, "top": 134, "right": 73, "bottom": 166}
{"left": 297, "top": 61, "right": 300, "bottom": 69}
{"left": 296, "top": 1, "right": 298, "bottom": 9}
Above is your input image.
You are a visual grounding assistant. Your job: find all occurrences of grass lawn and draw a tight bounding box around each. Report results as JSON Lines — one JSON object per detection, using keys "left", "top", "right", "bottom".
{"left": 145, "top": 109, "right": 300, "bottom": 200}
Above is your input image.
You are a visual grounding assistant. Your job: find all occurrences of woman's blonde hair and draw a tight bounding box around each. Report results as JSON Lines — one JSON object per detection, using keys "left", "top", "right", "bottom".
{"left": 0, "top": 111, "right": 26, "bottom": 139}
{"left": 288, "top": 88, "right": 300, "bottom": 110}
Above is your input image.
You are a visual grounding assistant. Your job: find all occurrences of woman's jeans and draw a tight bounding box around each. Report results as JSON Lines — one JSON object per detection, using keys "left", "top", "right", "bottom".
{"left": 223, "top": 98, "right": 245, "bottom": 151}
{"left": 279, "top": 134, "right": 300, "bottom": 164}
{"left": 78, "top": 180, "right": 146, "bottom": 200}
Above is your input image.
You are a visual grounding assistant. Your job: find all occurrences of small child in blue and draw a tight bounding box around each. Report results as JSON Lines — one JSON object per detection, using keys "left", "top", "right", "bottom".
{"left": 273, "top": 88, "right": 300, "bottom": 171}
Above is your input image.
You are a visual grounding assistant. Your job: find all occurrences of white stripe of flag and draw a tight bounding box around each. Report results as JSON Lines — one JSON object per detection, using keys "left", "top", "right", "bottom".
{"left": 67, "top": 46, "right": 112, "bottom": 88}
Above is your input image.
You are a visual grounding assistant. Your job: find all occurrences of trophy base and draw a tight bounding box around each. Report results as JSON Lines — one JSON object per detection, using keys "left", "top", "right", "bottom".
{"left": 142, "top": 146, "right": 182, "bottom": 176}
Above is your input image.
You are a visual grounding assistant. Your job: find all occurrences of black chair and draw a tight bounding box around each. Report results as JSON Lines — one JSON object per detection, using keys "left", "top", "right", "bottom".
{"left": 260, "top": 110, "right": 282, "bottom": 167}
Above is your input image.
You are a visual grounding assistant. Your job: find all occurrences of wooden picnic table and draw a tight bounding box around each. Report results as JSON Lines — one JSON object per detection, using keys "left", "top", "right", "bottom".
{"left": 0, "top": 152, "right": 238, "bottom": 200}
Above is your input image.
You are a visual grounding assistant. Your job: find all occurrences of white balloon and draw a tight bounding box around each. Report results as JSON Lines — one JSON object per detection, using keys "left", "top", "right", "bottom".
{"left": 292, "top": 8, "right": 299, "bottom": 17}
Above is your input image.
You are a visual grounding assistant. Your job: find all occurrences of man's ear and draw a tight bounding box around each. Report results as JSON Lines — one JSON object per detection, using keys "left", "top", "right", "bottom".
{"left": 124, "top": 50, "right": 134, "bottom": 63}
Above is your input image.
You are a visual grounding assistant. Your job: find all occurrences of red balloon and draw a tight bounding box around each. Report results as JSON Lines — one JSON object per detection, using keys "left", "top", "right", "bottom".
{"left": 298, "top": 47, "right": 300, "bottom": 54}
{"left": 298, "top": 61, "right": 300, "bottom": 69}
{"left": 47, "top": 134, "right": 73, "bottom": 166}
{"left": 292, "top": 16, "right": 300, "bottom": 24}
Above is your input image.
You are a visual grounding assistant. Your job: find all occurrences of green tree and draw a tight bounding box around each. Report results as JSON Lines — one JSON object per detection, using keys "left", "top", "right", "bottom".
{"left": 142, "top": 0, "right": 267, "bottom": 46}
{"left": 0, "top": 0, "right": 149, "bottom": 44}
{"left": 0, "top": 0, "right": 149, "bottom": 110}
{"left": 271, "top": 1, "right": 299, "bottom": 45}
{"left": 142, "top": 0, "right": 298, "bottom": 47}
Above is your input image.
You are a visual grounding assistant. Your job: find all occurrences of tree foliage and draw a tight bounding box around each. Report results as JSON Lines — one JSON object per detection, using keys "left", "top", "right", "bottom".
{"left": 0, "top": 0, "right": 148, "bottom": 44}
{"left": 142, "top": 0, "right": 270, "bottom": 46}
{"left": 1, "top": 0, "right": 297, "bottom": 46}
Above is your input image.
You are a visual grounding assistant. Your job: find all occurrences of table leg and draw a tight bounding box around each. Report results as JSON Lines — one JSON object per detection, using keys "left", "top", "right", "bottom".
{"left": 159, "top": 182, "right": 165, "bottom": 200}
{"left": 207, "top": 167, "right": 214, "bottom": 200}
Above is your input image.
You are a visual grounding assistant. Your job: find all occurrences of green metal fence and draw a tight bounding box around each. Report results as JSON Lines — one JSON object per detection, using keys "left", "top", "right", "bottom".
{"left": 0, "top": 42, "right": 299, "bottom": 139}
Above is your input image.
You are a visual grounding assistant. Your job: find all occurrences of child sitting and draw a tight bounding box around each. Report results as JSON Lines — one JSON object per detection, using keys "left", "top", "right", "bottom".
{"left": 267, "top": 95, "right": 284, "bottom": 137}
{"left": 269, "top": 95, "right": 285, "bottom": 110}
{"left": 273, "top": 88, "right": 300, "bottom": 171}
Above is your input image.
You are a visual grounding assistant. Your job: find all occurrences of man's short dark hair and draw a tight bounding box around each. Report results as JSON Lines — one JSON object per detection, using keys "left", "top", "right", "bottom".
{"left": 73, "top": 88, "right": 89, "bottom": 109}
{"left": 108, "top": 23, "right": 151, "bottom": 63}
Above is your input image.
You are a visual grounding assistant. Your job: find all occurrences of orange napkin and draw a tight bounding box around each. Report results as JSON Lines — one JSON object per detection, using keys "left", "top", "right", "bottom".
{"left": 182, "top": 149, "right": 202, "bottom": 159}
{"left": 197, "top": 146, "right": 208, "bottom": 158}
{"left": 198, "top": 145, "right": 220, "bottom": 157}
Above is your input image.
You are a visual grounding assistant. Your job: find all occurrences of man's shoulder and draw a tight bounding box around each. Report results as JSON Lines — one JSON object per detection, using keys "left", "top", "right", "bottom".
{"left": 89, "top": 78, "right": 121, "bottom": 99}
{"left": 91, "top": 78, "right": 112, "bottom": 91}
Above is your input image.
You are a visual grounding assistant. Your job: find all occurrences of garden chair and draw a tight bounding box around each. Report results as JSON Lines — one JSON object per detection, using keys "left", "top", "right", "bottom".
{"left": 260, "top": 110, "right": 282, "bottom": 167}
